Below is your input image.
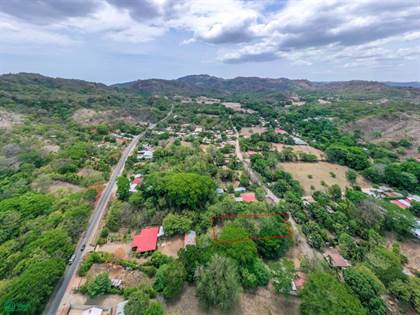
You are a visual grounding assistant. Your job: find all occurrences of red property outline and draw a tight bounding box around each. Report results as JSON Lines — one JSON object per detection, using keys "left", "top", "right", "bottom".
{"left": 211, "top": 212, "right": 292, "bottom": 244}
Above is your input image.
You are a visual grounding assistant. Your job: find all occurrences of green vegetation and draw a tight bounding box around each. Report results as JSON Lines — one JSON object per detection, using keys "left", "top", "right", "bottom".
{"left": 195, "top": 255, "right": 241, "bottom": 312}
{"left": 1, "top": 73, "right": 419, "bottom": 315}
{"left": 300, "top": 272, "right": 367, "bottom": 315}
{"left": 154, "top": 260, "right": 186, "bottom": 299}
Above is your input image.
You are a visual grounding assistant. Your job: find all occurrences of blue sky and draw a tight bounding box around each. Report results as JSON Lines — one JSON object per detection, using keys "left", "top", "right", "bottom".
{"left": 0, "top": 0, "right": 419, "bottom": 84}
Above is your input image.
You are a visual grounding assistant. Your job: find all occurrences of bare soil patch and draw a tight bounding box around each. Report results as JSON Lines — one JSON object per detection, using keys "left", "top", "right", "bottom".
{"left": 47, "top": 180, "right": 84, "bottom": 194}
{"left": 0, "top": 110, "right": 24, "bottom": 129}
{"left": 200, "top": 144, "right": 209, "bottom": 152}
{"left": 345, "top": 113, "right": 420, "bottom": 159}
{"left": 280, "top": 162, "right": 370, "bottom": 196}
{"left": 42, "top": 143, "right": 60, "bottom": 153}
{"left": 163, "top": 285, "right": 300, "bottom": 315}
{"left": 222, "top": 102, "right": 256, "bottom": 114}
{"left": 240, "top": 127, "right": 267, "bottom": 138}
{"left": 72, "top": 109, "right": 140, "bottom": 126}
{"left": 158, "top": 236, "right": 184, "bottom": 258}
{"left": 272, "top": 143, "right": 326, "bottom": 160}
{"left": 399, "top": 240, "right": 420, "bottom": 274}
{"left": 89, "top": 263, "right": 152, "bottom": 288}
{"left": 97, "top": 243, "right": 132, "bottom": 260}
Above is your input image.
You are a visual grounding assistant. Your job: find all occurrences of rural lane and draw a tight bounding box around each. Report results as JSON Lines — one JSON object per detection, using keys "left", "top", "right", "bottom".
{"left": 234, "top": 128, "right": 320, "bottom": 261}
{"left": 43, "top": 105, "right": 173, "bottom": 315}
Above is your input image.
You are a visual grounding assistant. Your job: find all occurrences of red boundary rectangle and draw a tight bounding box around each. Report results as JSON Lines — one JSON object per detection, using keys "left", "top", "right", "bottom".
{"left": 211, "top": 212, "right": 292, "bottom": 244}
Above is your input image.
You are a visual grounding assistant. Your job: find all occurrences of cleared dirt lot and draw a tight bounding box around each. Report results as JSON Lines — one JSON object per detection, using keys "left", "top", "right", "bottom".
{"left": 240, "top": 127, "right": 267, "bottom": 138}
{"left": 89, "top": 263, "right": 152, "bottom": 288}
{"left": 280, "top": 162, "right": 370, "bottom": 196}
{"left": 272, "top": 143, "right": 326, "bottom": 160}
{"left": 164, "top": 285, "right": 300, "bottom": 315}
{"left": 97, "top": 243, "right": 132, "bottom": 260}
{"left": 158, "top": 236, "right": 184, "bottom": 257}
{"left": 386, "top": 235, "right": 420, "bottom": 274}
{"left": 222, "top": 102, "right": 256, "bottom": 114}
{"left": 399, "top": 240, "right": 420, "bottom": 274}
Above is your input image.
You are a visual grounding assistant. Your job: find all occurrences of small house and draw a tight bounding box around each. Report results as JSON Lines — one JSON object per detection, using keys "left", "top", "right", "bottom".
{"left": 290, "top": 275, "right": 306, "bottom": 295}
{"left": 131, "top": 227, "right": 159, "bottom": 253}
{"left": 129, "top": 175, "right": 142, "bottom": 192}
{"left": 390, "top": 199, "right": 411, "bottom": 209}
{"left": 323, "top": 248, "right": 351, "bottom": 269}
{"left": 275, "top": 128, "right": 287, "bottom": 135}
{"left": 240, "top": 192, "right": 257, "bottom": 203}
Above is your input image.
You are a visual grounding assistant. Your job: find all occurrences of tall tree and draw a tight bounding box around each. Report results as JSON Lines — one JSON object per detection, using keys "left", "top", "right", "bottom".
{"left": 196, "top": 255, "right": 241, "bottom": 312}
{"left": 300, "top": 272, "right": 367, "bottom": 315}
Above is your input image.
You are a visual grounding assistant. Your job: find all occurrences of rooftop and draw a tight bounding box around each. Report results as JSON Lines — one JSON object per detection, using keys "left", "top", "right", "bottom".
{"left": 131, "top": 226, "right": 159, "bottom": 253}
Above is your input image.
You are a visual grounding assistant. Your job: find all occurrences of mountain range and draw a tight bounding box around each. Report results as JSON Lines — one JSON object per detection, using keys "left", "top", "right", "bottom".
{"left": 1, "top": 72, "right": 420, "bottom": 100}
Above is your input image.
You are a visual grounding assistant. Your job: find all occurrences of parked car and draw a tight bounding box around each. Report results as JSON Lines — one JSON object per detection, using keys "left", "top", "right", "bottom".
{"left": 68, "top": 254, "right": 76, "bottom": 265}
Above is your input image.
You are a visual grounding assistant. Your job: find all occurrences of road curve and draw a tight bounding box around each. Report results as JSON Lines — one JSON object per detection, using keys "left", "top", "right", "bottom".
{"left": 43, "top": 105, "right": 173, "bottom": 315}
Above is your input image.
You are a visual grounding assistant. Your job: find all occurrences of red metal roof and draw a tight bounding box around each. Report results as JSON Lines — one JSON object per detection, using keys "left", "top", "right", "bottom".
{"left": 132, "top": 177, "right": 142, "bottom": 185}
{"left": 293, "top": 276, "right": 305, "bottom": 288}
{"left": 275, "top": 128, "right": 287, "bottom": 134}
{"left": 241, "top": 192, "right": 257, "bottom": 202}
{"left": 390, "top": 199, "right": 409, "bottom": 209}
{"left": 131, "top": 226, "right": 159, "bottom": 253}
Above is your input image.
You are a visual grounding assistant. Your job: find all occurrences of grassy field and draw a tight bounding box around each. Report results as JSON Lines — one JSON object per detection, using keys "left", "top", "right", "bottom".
{"left": 280, "top": 161, "right": 370, "bottom": 196}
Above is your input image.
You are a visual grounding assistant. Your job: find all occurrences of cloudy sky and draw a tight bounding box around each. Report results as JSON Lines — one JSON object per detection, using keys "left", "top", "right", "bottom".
{"left": 0, "top": 0, "right": 419, "bottom": 84}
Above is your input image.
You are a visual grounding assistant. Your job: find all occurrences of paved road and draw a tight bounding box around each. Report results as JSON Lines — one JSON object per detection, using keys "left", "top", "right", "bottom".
{"left": 43, "top": 105, "right": 173, "bottom": 315}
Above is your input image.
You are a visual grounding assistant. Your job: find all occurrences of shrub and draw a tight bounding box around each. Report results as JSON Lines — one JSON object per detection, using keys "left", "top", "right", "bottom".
{"left": 154, "top": 260, "right": 186, "bottom": 299}
{"left": 162, "top": 213, "right": 192, "bottom": 236}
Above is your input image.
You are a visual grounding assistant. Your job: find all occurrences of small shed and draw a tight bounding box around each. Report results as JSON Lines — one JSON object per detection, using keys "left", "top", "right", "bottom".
{"left": 184, "top": 230, "right": 197, "bottom": 247}
{"left": 234, "top": 187, "right": 246, "bottom": 193}
{"left": 115, "top": 301, "right": 128, "bottom": 315}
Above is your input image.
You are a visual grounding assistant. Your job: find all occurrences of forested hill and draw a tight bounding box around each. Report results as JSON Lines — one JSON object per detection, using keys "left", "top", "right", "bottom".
{"left": 2, "top": 72, "right": 420, "bottom": 102}
{"left": 0, "top": 73, "right": 171, "bottom": 121}
{"left": 114, "top": 74, "right": 420, "bottom": 100}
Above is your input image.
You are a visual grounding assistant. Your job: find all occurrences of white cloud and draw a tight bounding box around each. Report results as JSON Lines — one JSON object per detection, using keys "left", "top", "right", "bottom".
{"left": 220, "top": 0, "right": 420, "bottom": 66}
{"left": 0, "top": 0, "right": 418, "bottom": 71}
{"left": 0, "top": 13, "right": 76, "bottom": 53}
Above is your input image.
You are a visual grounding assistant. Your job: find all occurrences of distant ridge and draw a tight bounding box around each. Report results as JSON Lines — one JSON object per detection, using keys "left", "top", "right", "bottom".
{"left": 1, "top": 72, "right": 419, "bottom": 99}
{"left": 383, "top": 81, "right": 420, "bottom": 88}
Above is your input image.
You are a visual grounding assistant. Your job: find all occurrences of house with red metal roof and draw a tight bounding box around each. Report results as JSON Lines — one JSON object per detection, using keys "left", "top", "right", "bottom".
{"left": 131, "top": 226, "right": 159, "bottom": 253}
{"left": 323, "top": 248, "right": 351, "bottom": 269}
{"left": 240, "top": 192, "right": 257, "bottom": 202}
{"left": 275, "top": 128, "right": 287, "bottom": 135}
{"left": 390, "top": 199, "right": 411, "bottom": 209}
{"left": 129, "top": 174, "right": 142, "bottom": 193}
